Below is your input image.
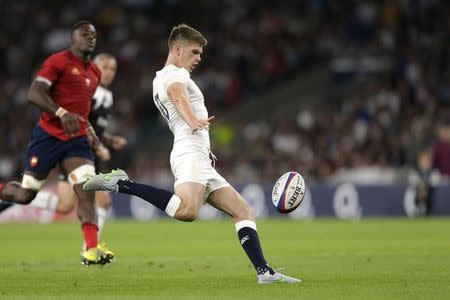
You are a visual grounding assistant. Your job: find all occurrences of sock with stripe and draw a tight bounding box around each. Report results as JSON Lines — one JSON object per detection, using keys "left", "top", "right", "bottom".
{"left": 235, "top": 220, "right": 274, "bottom": 275}
{"left": 117, "top": 180, "right": 181, "bottom": 217}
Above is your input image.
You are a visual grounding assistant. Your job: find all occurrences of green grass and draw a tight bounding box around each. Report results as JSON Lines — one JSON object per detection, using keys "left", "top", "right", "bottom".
{"left": 1, "top": 218, "right": 450, "bottom": 299}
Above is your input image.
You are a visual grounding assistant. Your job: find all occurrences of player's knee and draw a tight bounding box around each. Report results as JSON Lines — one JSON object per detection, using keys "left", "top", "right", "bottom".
{"left": 176, "top": 203, "right": 199, "bottom": 222}
{"left": 180, "top": 214, "right": 197, "bottom": 222}
{"left": 68, "top": 164, "right": 95, "bottom": 187}
{"left": 183, "top": 211, "right": 198, "bottom": 222}
{"left": 19, "top": 175, "right": 43, "bottom": 204}
{"left": 178, "top": 209, "right": 198, "bottom": 222}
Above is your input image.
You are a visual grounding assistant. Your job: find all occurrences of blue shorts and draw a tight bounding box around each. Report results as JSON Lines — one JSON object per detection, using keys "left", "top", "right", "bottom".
{"left": 24, "top": 125, "right": 94, "bottom": 174}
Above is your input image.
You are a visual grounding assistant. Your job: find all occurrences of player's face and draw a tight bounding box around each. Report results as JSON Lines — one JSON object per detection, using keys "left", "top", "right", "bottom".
{"left": 180, "top": 43, "right": 202, "bottom": 73}
{"left": 72, "top": 24, "right": 96, "bottom": 56}
{"left": 97, "top": 58, "right": 117, "bottom": 87}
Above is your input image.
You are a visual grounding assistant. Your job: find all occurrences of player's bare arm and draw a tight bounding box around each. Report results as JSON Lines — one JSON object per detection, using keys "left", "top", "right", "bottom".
{"left": 28, "top": 80, "right": 80, "bottom": 137}
{"left": 167, "top": 82, "right": 214, "bottom": 133}
{"left": 85, "top": 121, "right": 111, "bottom": 161}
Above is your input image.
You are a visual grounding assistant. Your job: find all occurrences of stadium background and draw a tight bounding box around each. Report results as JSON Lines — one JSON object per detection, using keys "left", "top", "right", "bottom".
{"left": 1, "top": 2, "right": 450, "bottom": 299}
{"left": 0, "top": 0, "right": 449, "bottom": 221}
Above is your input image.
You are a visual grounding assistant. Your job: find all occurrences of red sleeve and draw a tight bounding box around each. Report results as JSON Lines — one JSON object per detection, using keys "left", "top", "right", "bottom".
{"left": 35, "top": 53, "right": 66, "bottom": 85}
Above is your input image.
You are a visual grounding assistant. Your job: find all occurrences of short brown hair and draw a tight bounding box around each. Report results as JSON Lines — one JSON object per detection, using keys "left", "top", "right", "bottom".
{"left": 168, "top": 24, "right": 207, "bottom": 49}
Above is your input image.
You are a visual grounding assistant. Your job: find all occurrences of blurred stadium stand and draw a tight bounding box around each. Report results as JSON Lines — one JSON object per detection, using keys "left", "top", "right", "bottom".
{"left": 0, "top": 0, "right": 449, "bottom": 190}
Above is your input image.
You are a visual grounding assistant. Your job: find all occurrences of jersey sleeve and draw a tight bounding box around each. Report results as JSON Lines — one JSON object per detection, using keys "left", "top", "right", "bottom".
{"left": 162, "top": 68, "right": 190, "bottom": 92}
{"left": 35, "top": 54, "right": 65, "bottom": 86}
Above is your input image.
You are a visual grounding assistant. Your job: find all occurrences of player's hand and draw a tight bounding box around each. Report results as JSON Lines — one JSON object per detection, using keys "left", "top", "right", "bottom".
{"left": 60, "top": 112, "right": 80, "bottom": 137}
{"left": 86, "top": 122, "right": 102, "bottom": 149}
{"left": 191, "top": 116, "right": 215, "bottom": 134}
{"left": 111, "top": 135, "right": 127, "bottom": 150}
{"left": 85, "top": 121, "right": 111, "bottom": 161}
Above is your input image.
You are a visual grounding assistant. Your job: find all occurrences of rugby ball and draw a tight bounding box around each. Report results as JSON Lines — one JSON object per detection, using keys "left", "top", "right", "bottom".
{"left": 272, "top": 171, "right": 306, "bottom": 213}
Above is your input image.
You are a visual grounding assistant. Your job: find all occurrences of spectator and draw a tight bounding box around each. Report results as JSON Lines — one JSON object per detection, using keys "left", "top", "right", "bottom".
{"left": 432, "top": 119, "right": 450, "bottom": 179}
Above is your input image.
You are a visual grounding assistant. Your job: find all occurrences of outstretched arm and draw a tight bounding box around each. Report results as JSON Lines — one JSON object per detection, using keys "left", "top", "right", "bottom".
{"left": 167, "top": 82, "right": 214, "bottom": 133}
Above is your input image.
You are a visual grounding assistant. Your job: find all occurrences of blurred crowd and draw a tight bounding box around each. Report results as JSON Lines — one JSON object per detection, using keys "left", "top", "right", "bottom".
{"left": 0, "top": 0, "right": 449, "bottom": 186}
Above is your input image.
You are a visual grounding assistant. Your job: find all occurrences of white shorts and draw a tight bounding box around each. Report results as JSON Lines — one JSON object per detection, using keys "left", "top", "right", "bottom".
{"left": 170, "top": 151, "right": 230, "bottom": 199}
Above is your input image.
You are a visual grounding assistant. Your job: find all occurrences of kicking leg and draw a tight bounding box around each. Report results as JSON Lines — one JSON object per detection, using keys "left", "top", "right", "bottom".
{"left": 83, "top": 169, "right": 206, "bottom": 222}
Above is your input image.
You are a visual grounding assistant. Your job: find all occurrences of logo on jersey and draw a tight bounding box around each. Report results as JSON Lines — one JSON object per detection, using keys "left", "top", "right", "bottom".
{"left": 71, "top": 67, "right": 80, "bottom": 75}
{"left": 85, "top": 78, "right": 91, "bottom": 87}
{"left": 30, "top": 156, "right": 39, "bottom": 167}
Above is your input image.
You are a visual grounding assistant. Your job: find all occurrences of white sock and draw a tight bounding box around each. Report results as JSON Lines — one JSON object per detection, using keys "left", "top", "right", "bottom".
{"left": 235, "top": 220, "right": 257, "bottom": 232}
{"left": 165, "top": 195, "right": 182, "bottom": 218}
{"left": 30, "top": 190, "right": 59, "bottom": 211}
{"left": 96, "top": 206, "right": 110, "bottom": 238}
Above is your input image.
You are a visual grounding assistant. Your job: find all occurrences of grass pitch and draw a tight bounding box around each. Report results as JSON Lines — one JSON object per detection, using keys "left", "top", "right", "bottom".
{"left": 1, "top": 218, "right": 450, "bottom": 299}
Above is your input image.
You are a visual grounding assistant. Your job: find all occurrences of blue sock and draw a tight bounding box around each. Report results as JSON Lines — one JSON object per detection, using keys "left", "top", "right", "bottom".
{"left": 236, "top": 221, "right": 274, "bottom": 275}
{"left": 117, "top": 180, "right": 172, "bottom": 211}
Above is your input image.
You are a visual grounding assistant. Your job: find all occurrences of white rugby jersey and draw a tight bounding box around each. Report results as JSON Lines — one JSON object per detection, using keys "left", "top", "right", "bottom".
{"left": 153, "top": 64, "right": 210, "bottom": 153}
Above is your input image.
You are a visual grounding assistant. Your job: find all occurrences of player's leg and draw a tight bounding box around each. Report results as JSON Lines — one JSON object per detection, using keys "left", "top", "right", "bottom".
{"left": 116, "top": 178, "right": 206, "bottom": 221}
{"left": 57, "top": 181, "right": 111, "bottom": 250}
{"left": 55, "top": 181, "right": 77, "bottom": 213}
{"left": 0, "top": 182, "right": 13, "bottom": 213}
{"left": 0, "top": 125, "right": 60, "bottom": 205}
{"left": 94, "top": 191, "right": 111, "bottom": 236}
{"left": 60, "top": 157, "right": 111, "bottom": 265}
{"left": 172, "top": 182, "right": 206, "bottom": 221}
{"left": 28, "top": 189, "right": 61, "bottom": 211}
{"left": 30, "top": 168, "right": 65, "bottom": 213}
{"left": 92, "top": 159, "right": 112, "bottom": 237}
{"left": 207, "top": 186, "right": 301, "bottom": 284}
{"left": 84, "top": 170, "right": 206, "bottom": 222}
{"left": 60, "top": 157, "right": 97, "bottom": 238}
{"left": 206, "top": 186, "right": 268, "bottom": 271}
{"left": 0, "top": 171, "right": 46, "bottom": 204}
{"left": 0, "top": 197, "right": 14, "bottom": 213}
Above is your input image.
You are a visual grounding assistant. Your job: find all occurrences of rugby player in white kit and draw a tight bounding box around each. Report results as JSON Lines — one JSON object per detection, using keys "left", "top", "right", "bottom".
{"left": 84, "top": 24, "right": 301, "bottom": 284}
